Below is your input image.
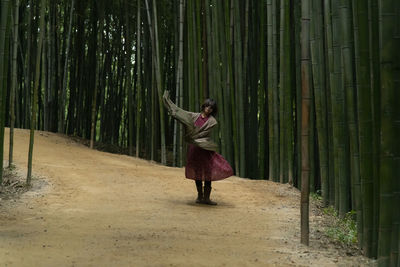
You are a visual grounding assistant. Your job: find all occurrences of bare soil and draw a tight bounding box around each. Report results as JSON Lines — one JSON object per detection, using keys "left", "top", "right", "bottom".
{"left": 0, "top": 128, "right": 375, "bottom": 266}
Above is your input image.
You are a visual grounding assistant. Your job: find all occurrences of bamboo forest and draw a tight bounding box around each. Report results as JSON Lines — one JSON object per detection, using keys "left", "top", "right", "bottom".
{"left": 0, "top": 0, "right": 399, "bottom": 266}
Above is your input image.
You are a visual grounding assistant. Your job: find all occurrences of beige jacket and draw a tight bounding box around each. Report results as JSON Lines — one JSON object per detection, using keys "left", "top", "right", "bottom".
{"left": 163, "top": 91, "right": 218, "bottom": 151}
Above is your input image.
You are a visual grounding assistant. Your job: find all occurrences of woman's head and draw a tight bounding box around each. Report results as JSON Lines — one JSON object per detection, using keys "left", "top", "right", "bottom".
{"left": 201, "top": 98, "right": 217, "bottom": 117}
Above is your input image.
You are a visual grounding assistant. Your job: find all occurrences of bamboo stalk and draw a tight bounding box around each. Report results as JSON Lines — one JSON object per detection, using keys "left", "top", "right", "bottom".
{"left": 377, "top": 1, "right": 399, "bottom": 264}
{"left": 136, "top": 0, "right": 143, "bottom": 158}
{"left": 368, "top": 0, "right": 381, "bottom": 256}
{"left": 224, "top": 0, "right": 239, "bottom": 175}
{"left": 331, "top": 0, "right": 350, "bottom": 216}
{"left": 267, "top": 0, "right": 275, "bottom": 181}
{"left": 173, "top": 0, "right": 185, "bottom": 166}
{"left": 0, "top": 0, "right": 10, "bottom": 184}
{"left": 210, "top": 0, "right": 224, "bottom": 152}
{"left": 27, "top": 0, "right": 46, "bottom": 184}
{"left": 293, "top": 0, "right": 302, "bottom": 187}
{"left": 9, "top": 0, "right": 19, "bottom": 168}
{"left": 59, "top": 0, "right": 74, "bottom": 134}
{"left": 279, "top": 0, "right": 287, "bottom": 184}
{"left": 272, "top": 0, "right": 279, "bottom": 183}
{"left": 144, "top": 0, "right": 167, "bottom": 164}
{"left": 258, "top": 0, "right": 266, "bottom": 180}
{"left": 218, "top": 0, "right": 233, "bottom": 165}
{"left": 353, "top": 0, "right": 373, "bottom": 254}
{"left": 310, "top": 0, "right": 329, "bottom": 204}
{"left": 300, "top": 0, "right": 311, "bottom": 246}
{"left": 233, "top": 0, "right": 246, "bottom": 177}
{"left": 124, "top": 0, "right": 134, "bottom": 156}
{"left": 339, "top": 0, "right": 361, "bottom": 221}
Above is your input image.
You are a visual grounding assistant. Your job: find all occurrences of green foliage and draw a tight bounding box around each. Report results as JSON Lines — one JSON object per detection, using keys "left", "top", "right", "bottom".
{"left": 310, "top": 192, "right": 322, "bottom": 201}
{"left": 323, "top": 208, "right": 358, "bottom": 246}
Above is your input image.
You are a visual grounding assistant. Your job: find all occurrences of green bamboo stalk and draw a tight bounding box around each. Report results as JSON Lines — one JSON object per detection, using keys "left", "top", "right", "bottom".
{"left": 136, "top": 0, "right": 143, "bottom": 158}
{"left": 27, "top": 0, "right": 46, "bottom": 184}
{"left": 309, "top": 74, "right": 315, "bottom": 193}
{"left": 323, "top": 0, "right": 336, "bottom": 206}
{"left": 193, "top": 1, "right": 204, "bottom": 107}
{"left": 143, "top": 22, "right": 152, "bottom": 159}
{"left": 225, "top": 0, "right": 239, "bottom": 175}
{"left": 310, "top": 0, "right": 329, "bottom": 204}
{"left": 324, "top": 0, "right": 340, "bottom": 210}
{"left": 326, "top": 81, "right": 335, "bottom": 206}
{"left": 309, "top": 2, "right": 315, "bottom": 192}
{"left": 353, "top": 0, "right": 373, "bottom": 254}
{"left": 153, "top": 0, "right": 167, "bottom": 164}
{"left": 47, "top": 1, "right": 57, "bottom": 132}
{"left": 286, "top": 23, "right": 294, "bottom": 185}
{"left": 124, "top": 0, "right": 134, "bottom": 156}
{"left": 210, "top": 0, "right": 225, "bottom": 155}
{"left": 377, "top": 1, "right": 399, "bottom": 265}
{"left": 205, "top": 0, "right": 213, "bottom": 100}
{"left": 233, "top": 0, "right": 246, "bottom": 177}
{"left": 173, "top": 0, "right": 184, "bottom": 166}
{"left": 218, "top": 0, "right": 233, "bottom": 165}
{"left": 192, "top": 1, "right": 200, "bottom": 108}
{"left": 368, "top": 0, "right": 380, "bottom": 256}
{"left": 59, "top": 0, "right": 74, "bottom": 134}
{"left": 267, "top": 0, "right": 274, "bottom": 181}
{"left": 331, "top": 0, "right": 350, "bottom": 216}
{"left": 279, "top": 0, "right": 288, "bottom": 184}
{"left": 90, "top": 3, "right": 103, "bottom": 149}
{"left": 195, "top": 1, "right": 203, "bottom": 105}
{"left": 23, "top": 0, "right": 32, "bottom": 129}
{"left": 258, "top": 0, "right": 266, "bottom": 180}
{"left": 215, "top": 0, "right": 230, "bottom": 158}
{"left": 272, "top": 0, "right": 279, "bottom": 183}
{"left": 144, "top": 0, "right": 166, "bottom": 164}
{"left": 389, "top": 4, "right": 400, "bottom": 265}
{"left": 0, "top": 0, "right": 10, "bottom": 184}
{"left": 246, "top": 2, "right": 259, "bottom": 179}
{"left": 243, "top": 0, "right": 250, "bottom": 175}
{"left": 300, "top": 0, "right": 311, "bottom": 245}
{"left": 178, "top": 13, "right": 184, "bottom": 167}
{"left": 339, "top": 0, "right": 361, "bottom": 221}
{"left": 279, "top": 0, "right": 287, "bottom": 183}
{"left": 201, "top": 0, "right": 208, "bottom": 100}
{"left": 41, "top": 28, "right": 47, "bottom": 131}
{"left": 280, "top": 0, "right": 293, "bottom": 184}
{"left": 187, "top": 0, "right": 195, "bottom": 111}
{"left": 293, "top": 0, "right": 302, "bottom": 187}
{"left": 9, "top": 0, "right": 19, "bottom": 168}
{"left": 205, "top": 0, "right": 217, "bottom": 145}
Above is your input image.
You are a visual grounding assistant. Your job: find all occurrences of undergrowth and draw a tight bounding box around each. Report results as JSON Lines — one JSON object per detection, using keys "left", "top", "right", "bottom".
{"left": 310, "top": 191, "right": 358, "bottom": 247}
{"left": 323, "top": 206, "right": 358, "bottom": 246}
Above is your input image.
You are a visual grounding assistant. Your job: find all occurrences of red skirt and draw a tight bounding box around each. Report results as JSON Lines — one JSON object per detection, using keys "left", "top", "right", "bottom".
{"left": 185, "top": 144, "right": 234, "bottom": 181}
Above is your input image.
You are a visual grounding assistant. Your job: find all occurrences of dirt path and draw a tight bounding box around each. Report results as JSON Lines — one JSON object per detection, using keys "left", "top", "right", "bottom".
{"left": 0, "top": 129, "right": 373, "bottom": 266}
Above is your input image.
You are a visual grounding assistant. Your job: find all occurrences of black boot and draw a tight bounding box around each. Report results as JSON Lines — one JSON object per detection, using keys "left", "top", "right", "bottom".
{"left": 203, "top": 185, "right": 217, "bottom": 205}
{"left": 195, "top": 181, "right": 203, "bottom": 203}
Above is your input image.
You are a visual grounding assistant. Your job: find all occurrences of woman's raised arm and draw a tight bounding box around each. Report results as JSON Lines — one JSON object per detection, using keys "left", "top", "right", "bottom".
{"left": 162, "top": 90, "right": 195, "bottom": 128}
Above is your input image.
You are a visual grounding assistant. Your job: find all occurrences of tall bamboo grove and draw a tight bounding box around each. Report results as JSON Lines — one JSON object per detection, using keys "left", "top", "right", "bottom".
{"left": 0, "top": 0, "right": 398, "bottom": 263}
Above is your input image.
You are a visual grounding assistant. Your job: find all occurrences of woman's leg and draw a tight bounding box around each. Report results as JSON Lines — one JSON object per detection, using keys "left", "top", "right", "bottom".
{"left": 195, "top": 180, "right": 203, "bottom": 203}
{"left": 203, "top": 181, "right": 217, "bottom": 205}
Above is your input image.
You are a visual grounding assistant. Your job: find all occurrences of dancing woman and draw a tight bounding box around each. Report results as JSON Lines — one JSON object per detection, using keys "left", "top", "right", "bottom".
{"left": 163, "top": 91, "right": 233, "bottom": 205}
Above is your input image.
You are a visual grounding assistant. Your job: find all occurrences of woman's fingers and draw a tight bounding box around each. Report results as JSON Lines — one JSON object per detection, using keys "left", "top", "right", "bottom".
{"left": 163, "top": 90, "right": 169, "bottom": 99}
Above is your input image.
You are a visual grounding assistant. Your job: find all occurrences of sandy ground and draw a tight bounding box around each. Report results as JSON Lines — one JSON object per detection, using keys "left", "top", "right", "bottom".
{"left": 0, "top": 128, "right": 375, "bottom": 267}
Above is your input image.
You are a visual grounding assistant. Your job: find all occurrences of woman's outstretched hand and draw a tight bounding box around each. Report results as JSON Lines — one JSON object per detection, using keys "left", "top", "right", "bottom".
{"left": 163, "top": 90, "right": 170, "bottom": 99}
{"left": 162, "top": 90, "right": 172, "bottom": 112}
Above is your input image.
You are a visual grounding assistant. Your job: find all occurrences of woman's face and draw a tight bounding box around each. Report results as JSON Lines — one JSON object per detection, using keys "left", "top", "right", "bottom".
{"left": 203, "top": 105, "right": 213, "bottom": 116}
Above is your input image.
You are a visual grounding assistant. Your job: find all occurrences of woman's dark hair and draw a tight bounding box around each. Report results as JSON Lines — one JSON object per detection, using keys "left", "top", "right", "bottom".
{"left": 201, "top": 98, "right": 217, "bottom": 116}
